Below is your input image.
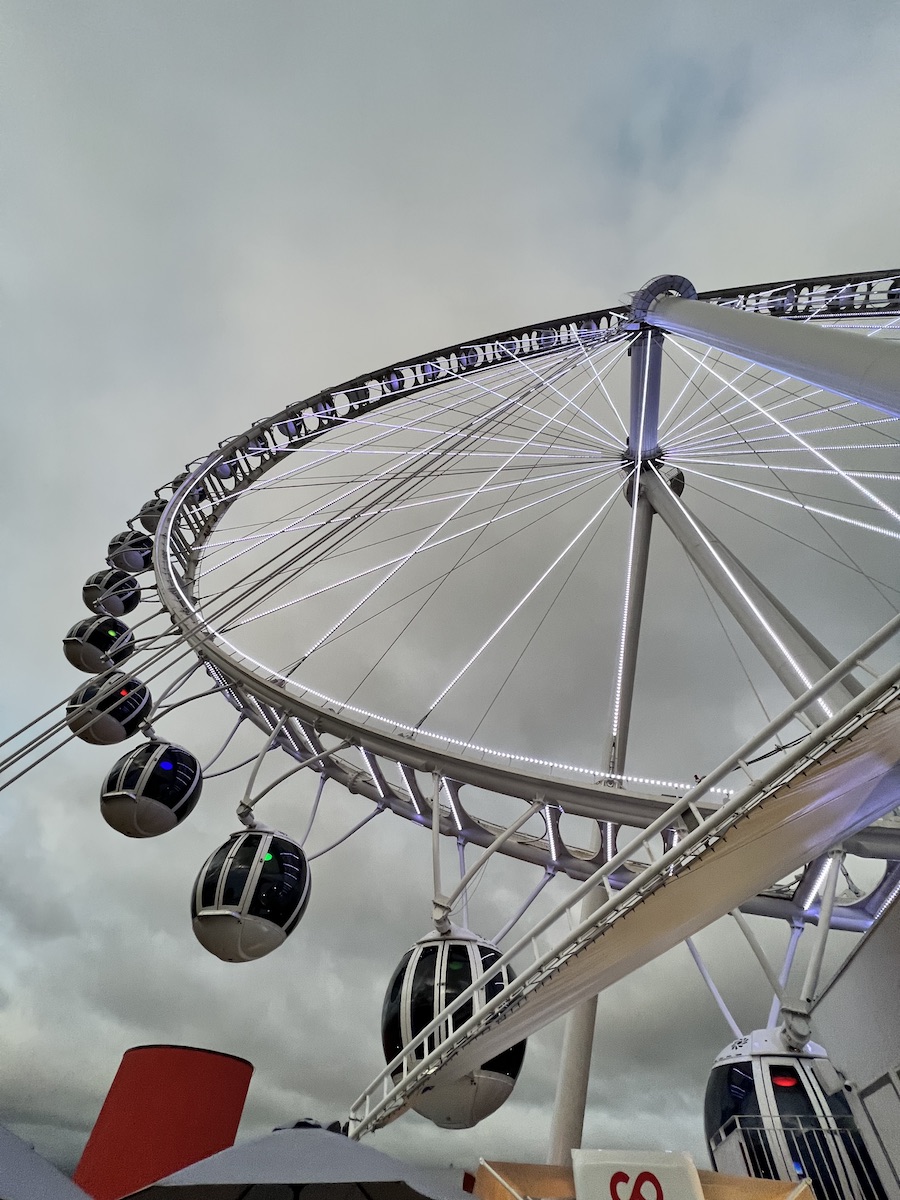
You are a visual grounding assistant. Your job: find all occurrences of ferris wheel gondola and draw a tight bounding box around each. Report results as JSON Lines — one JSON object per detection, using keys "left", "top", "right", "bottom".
{"left": 66, "top": 673, "right": 151, "bottom": 745}
{"left": 191, "top": 828, "right": 312, "bottom": 963}
{"left": 63, "top": 615, "right": 135, "bottom": 673}
{"left": 381, "top": 928, "right": 526, "bottom": 1129}
{"left": 100, "top": 740, "right": 202, "bottom": 837}
{"left": 705, "top": 1029, "right": 886, "bottom": 1200}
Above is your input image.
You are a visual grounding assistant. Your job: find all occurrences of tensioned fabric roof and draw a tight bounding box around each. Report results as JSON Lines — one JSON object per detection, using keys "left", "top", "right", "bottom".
{"left": 0, "top": 1124, "right": 89, "bottom": 1200}
{"left": 128, "top": 1128, "right": 471, "bottom": 1200}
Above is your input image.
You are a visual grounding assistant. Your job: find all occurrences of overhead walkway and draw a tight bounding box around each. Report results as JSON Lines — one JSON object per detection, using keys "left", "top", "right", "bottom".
{"left": 349, "top": 649, "right": 900, "bottom": 1136}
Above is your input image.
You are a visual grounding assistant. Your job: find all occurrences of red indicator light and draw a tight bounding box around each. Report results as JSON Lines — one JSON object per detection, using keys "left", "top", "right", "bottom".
{"left": 119, "top": 689, "right": 129, "bottom": 696}
{"left": 772, "top": 1074, "right": 798, "bottom": 1088}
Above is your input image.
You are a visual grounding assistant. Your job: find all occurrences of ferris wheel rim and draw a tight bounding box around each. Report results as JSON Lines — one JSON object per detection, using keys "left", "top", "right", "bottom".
{"left": 150, "top": 268, "right": 900, "bottom": 814}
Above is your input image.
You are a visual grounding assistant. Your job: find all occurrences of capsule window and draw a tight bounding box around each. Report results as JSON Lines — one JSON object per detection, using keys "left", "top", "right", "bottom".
{"left": 246, "top": 837, "right": 307, "bottom": 927}
{"left": 201, "top": 842, "right": 234, "bottom": 908}
{"left": 479, "top": 945, "right": 505, "bottom": 1001}
{"left": 768, "top": 1065, "right": 816, "bottom": 1119}
{"left": 445, "top": 943, "right": 473, "bottom": 1031}
{"left": 410, "top": 945, "right": 438, "bottom": 1059}
{"left": 484, "top": 1039, "right": 527, "bottom": 1081}
{"left": 121, "top": 763, "right": 145, "bottom": 792}
{"left": 704, "top": 1062, "right": 759, "bottom": 1142}
{"left": 145, "top": 753, "right": 196, "bottom": 806}
{"left": 381, "top": 949, "right": 413, "bottom": 1063}
{"left": 221, "top": 839, "right": 259, "bottom": 907}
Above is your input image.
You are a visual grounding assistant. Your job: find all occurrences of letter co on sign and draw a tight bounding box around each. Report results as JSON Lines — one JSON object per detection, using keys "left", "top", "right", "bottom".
{"left": 571, "top": 1149, "right": 705, "bottom": 1200}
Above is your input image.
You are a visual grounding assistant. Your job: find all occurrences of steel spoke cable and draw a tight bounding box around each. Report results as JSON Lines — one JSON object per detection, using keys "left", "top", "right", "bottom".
{"left": 301, "top": 466, "right": 620, "bottom": 678}
{"left": 202, "top": 383, "right": 523, "bottom": 560}
{"left": 250, "top": 464, "right": 613, "bottom": 583}
{"left": 193, "top": 379, "right": 528, "bottom": 604}
{"left": 202, "top": 460, "right": 610, "bottom": 552}
{"left": 222, "top": 360, "right": 600, "bottom": 652}
{"left": 669, "top": 338, "right": 900, "bottom": 529}
{"left": 196, "top": 378, "right": 562, "bottom": 632}
{"left": 670, "top": 475, "right": 900, "bottom": 604}
{"left": 569, "top": 333, "right": 632, "bottom": 441}
{"left": 668, "top": 459, "right": 895, "bottom": 511}
{"left": 675, "top": 466, "right": 900, "bottom": 542}
{"left": 662, "top": 340, "right": 829, "bottom": 449}
{"left": 646, "top": 461, "right": 829, "bottom": 715}
{"left": 667, "top": 375, "right": 821, "bottom": 451}
{"left": 673, "top": 408, "right": 900, "bottom": 455}
{"left": 196, "top": 374, "right": 548, "bottom": 581}
{"left": 340, "top": 415, "right": 624, "bottom": 720}
{"left": 658, "top": 343, "right": 715, "bottom": 431}
{"left": 686, "top": 558, "right": 777, "bottom": 728}
{"left": 491, "top": 339, "right": 628, "bottom": 451}
{"left": 225, "top": 464, "right": 617, "bottom": 633}
{"left": 463, "top": 482, "right": 619, "bottom": 749}
{"left": 662, "top": 352, "right": 762, "bottom": 441}
{"left": 334, "top": 374, "right": 616, "bottom": 681}
{"left": 294, "top": 381, "right": 610, "bottom": 664}
{"left": 671, "top": 457, "right": 900, "bottom": 482}
{"left": 195, "top": 392, "right": 557, "bottom": 648}
{"left": 247, "top": 339, "right": 620, "bottom": 500}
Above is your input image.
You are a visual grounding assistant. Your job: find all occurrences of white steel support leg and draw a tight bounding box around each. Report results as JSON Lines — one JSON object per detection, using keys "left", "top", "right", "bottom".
{"left": 767, "top": 920, "right": 804, "bottom": 1028}
{"left": 640, "top": 469, "right": 859, "bottom": 720}
{"left": 547, "top": 334, "right": 661, "bottom": 1165}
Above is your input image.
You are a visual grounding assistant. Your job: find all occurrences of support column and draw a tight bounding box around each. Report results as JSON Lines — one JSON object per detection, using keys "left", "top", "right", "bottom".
{"left": 547, "top": 332, "right": 661, "bottom": 1164}
{"left": 640, "top": 469, "right": 860, "bottom": 721}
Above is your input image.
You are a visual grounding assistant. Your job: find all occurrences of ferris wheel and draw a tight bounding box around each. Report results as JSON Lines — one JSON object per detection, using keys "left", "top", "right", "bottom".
{"left": 5, "top": 270, "right": 900, "bottom": 1159}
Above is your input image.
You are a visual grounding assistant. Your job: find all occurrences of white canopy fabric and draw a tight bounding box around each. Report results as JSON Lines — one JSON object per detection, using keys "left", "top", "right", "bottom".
{"left": 0, "top": 1124, "right": 90, "bottom": 1200}
{"left": 128, "top": 1128, "right": 472, "bottom": 1200}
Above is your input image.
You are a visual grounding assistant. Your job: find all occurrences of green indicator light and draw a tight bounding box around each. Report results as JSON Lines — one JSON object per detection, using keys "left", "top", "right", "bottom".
{"left": 264, "top": 853, "right": 273, "bottom": 862}
{"left": 108, "top": 630, "right": 117, "bottom": 637}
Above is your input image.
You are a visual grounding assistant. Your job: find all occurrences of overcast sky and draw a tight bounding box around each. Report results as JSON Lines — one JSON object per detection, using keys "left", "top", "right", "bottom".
{"left": 2, "top": 0, "right": 900, "bottom": 1179}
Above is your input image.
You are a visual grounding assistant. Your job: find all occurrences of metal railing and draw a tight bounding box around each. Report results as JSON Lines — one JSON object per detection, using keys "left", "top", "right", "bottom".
{"left": 711, "top": 1114, "right": 887, "bottom": 1200}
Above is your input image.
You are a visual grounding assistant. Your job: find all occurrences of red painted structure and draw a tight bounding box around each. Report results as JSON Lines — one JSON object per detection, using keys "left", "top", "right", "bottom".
{"left": 73, "top": 1044, "right": 253, "bottom": 1200}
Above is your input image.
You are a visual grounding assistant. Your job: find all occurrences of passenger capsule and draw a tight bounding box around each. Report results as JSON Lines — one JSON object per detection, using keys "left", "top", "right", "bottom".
{"left": 107, "top": 530, "right": 154, "bottom": 574}
{"left": 83, "top": 569, "right": 141, "bottom": 617}
{"left": 276, "top": 416, "right": 305, "bottom": 441}
{"left": 66, "top": 672, "right": 151, "bottom": 745}
{"left": 706, "top": 1028, "right": 882, "bottom": 1200}
{"left": 191, "top": 829, "right": 312, "bottom": 963}
{"left": 381, "top": 929, "right": 526, "bottom": 1129}
{"left": 63, "top": 616, "right": 135, "bottom": 673}
{"left": 101, "top": 741, "right": 202, "bottom": 837}
{"left": 138, "top": 498, "right": 167, "bottom": 534}
{"left": 171, "top": 471, "right": 208, "bottom": 504}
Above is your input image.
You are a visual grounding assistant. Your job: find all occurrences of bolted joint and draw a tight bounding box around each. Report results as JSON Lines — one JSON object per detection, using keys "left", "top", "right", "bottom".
{"left": 432, "top": 895, "right": 452, "bottom": 934}
{"left": 779, "top": 1002, "right": 812, "bottom": 1052}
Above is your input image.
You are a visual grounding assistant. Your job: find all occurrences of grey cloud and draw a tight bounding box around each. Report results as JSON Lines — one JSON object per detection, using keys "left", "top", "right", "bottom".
{"left": 2, "top": 0, "right": 899, "bottom": 1177}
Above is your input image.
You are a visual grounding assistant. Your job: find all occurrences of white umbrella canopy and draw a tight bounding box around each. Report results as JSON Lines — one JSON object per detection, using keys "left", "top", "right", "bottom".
{"left": 0, "top": 1124, "right": 90, "bottom": 1200}
{"left": 128, "top": 1128, "right": 472, "bottom": 1200}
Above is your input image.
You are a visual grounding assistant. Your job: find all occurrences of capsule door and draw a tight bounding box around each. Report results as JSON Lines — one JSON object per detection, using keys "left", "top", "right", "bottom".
{"left": 756, "top": 1057, "right": 878, "bottom": 1200}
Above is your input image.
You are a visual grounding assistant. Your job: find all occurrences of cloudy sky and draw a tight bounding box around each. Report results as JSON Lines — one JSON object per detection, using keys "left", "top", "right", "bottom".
{"left": 3, "top": 0, "right": 900, "bottom": 1179}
